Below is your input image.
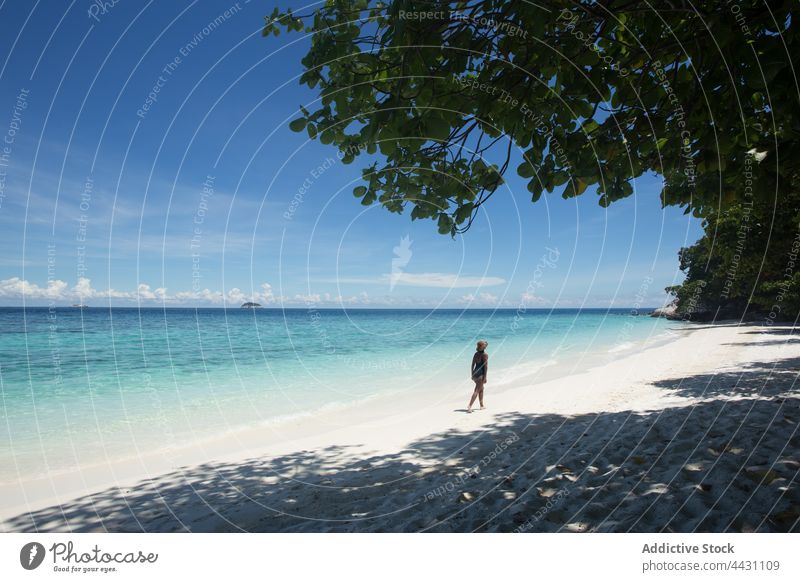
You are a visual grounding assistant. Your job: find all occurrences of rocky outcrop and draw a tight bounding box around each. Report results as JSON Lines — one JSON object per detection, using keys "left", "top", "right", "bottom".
{"left": 650, "top": 302, "right": 679, "bottom": 319}
{"left": 650, "top": 301, "right": 718, "bottom": 321}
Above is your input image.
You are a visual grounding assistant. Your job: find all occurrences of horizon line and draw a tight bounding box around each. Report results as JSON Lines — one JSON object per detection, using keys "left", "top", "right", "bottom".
{"left": 0, "top": 305, "right": 660, "bottom": 311}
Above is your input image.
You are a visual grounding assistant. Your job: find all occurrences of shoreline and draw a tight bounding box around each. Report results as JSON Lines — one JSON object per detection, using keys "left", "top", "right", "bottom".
{"left": 2, "top": 322, "right": 798, "bottom": 532}
{"left": 0, "top": 320, "right": 679, "bottom": 481}
{"left": 0, "top": 323, "right": 681, "bottom": 504}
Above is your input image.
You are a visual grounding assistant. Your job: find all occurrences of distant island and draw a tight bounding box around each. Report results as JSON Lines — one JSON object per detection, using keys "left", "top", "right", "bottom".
{"left": 240, "top": 302, "right": 262, "bottom": 309}
{"left": 71, "top": 304, "right": 88, "bottom": 308}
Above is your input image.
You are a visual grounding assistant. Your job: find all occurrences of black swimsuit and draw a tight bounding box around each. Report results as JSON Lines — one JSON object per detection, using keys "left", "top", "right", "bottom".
{"left": 472, "top": 349, "right": 487, "bottom": 381}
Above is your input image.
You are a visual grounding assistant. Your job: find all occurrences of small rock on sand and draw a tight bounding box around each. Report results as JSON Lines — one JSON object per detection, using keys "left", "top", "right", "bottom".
{"left": 537, "top": 487, "right": 559, "bottom": 498}
{"left": 745, "top": 466, "right": 781, "bottom": 484}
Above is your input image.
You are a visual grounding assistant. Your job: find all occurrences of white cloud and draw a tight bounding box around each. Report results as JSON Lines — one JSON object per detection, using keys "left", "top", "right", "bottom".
{"left": 0, "top": 277, "right": 69, "bottom": 300}
{"left": 70, "top": 277, "right": 137, "bottom": 301}
{"left": 458, "top": 292, "right": 497, "bottom": 305}
{"left": 72, "top": 277, "right": 96, "bottom": 299}
{"left": 380, "top": 272, "right": 505, "bottom": 288}
{"left": 520, "top": 292, "right": 547, "bottom": 305}
{"left": 342, "top": 291, "right": 370, "bottom": 305}
{"left": 222, "top": 283, "right": 278, "bottom": 306}
{"left": 478, "top": 292, "right": 498, "bottom": 303}
{"left": 137, "top": 283, "right": 168, "bottom": 301}
{"left": 225, "top": 288, "right": 247, "bottom": 305}
{"left": 253, "top": 283, "right": 274, "bottom": 304}
{"left": 0, "top": 276, "right": 467, "bottom": 308}
{"left": 199, "top": 289, "right": 224, "bottom": 303}
{"left": 293, "top": 293, "right": 322, "bottom": 304}
{"left": 0, "top": 277, "right": 283, "bottom": 306}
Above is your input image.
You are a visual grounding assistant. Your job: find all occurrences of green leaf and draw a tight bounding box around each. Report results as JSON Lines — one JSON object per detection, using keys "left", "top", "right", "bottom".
{"left": 455, "top": 203, "right": 474, "bottom": 224}
{"left": 361, "top": 190, "right": 377, "bottom": 205}
{"left": 289, "top": 118, "right": 306, "bottom": 132}
{"left": 517, "top": 161, "right": 535, "bottom": 179}
{"left": 426, "top": 117, "right": 451, "bottom": 142}
{"left": 563, "top": 178, "right": 589, "bottom": 199}
{"left": 437, "top": 213, "right": 454, "bottom": 235}
{"left": 552, "top": 171, "right": 570, "bottom": 187}
{"left": 353, "top": 185, "right": 367, "bottom": 198}
{"left": 582, "top": 119, "right": 599, "bottom": 133}
{"left": 378, "top": 140, "right": 396, "bottom": 156}
{"left": 528, "top": 179, "right": 544, "bottom": 202}
{"left": 264, "top": 0, "right": 800, "bottom": 247}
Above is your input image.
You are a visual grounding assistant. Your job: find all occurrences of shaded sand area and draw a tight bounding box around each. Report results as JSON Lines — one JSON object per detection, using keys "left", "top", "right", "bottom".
{"left": 2, "top": 323, "right": 799, "bottom": 532}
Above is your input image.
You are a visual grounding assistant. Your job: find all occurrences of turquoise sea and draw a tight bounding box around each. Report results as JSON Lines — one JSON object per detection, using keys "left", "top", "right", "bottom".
{"left": 0, "top": 307, "right": 678, "bottom": 481}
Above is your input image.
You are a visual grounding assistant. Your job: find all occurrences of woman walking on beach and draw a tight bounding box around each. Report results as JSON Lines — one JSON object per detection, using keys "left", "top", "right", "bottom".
{"left": 467, "top": 340, "right": 489, "bottom": 413}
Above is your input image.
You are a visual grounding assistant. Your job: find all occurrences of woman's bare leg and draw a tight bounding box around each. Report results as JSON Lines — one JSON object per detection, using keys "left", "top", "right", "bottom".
{"left": 478, "top": 384, "right": 485, "bottom": 408}
{"left": 467, "top": 382, "right": 481, "bottom": 412}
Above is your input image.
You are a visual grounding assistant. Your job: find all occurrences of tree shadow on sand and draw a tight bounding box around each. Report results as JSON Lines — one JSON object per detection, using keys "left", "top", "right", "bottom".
{"left": 4, "top": 358, "right": 800, "bottom": 533}
{"left": 723, "top": 339, "right": 800, "bottom": 347}
{"left": 741, "top": 326, "right": 800, "bottom": 336}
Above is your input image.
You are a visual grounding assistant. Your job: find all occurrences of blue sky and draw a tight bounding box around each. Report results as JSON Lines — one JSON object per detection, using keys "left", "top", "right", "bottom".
{"left": 0, "top": 0, "right": 701, "bottom": 308}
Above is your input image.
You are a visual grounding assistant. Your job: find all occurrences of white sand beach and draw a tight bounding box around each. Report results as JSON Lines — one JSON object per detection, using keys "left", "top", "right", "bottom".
{"left": 2, "top": 322, "right": 799, "bottom": 532}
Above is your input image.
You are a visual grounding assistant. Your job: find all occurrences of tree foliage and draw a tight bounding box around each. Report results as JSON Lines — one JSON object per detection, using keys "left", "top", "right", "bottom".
{"left": 667, "top": 174, "right": 800, "bottom": 321}
{"left": 265, "top": 0, "right": 796, "bottom": 235}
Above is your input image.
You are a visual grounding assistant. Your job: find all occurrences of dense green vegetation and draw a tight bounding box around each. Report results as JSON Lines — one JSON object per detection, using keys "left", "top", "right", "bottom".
{"left": 265, "top": 1, "right": 798, "bottom": 320}
{"left": 667, "top": 185, "right": 800, "bottom": 321}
